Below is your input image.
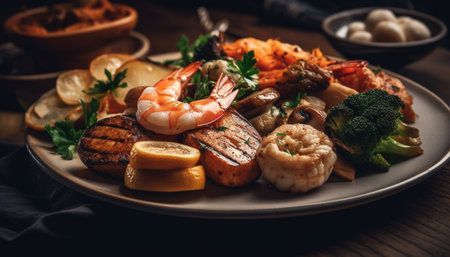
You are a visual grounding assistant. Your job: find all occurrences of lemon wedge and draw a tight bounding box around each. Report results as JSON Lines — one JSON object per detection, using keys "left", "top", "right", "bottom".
{"left": 113, "top": 60, "right": 172, "bottom": 105}
{"left": 130, "top": 141, "right": 201, "bottom": 170}
{"left": 56, "top": 69, "right": 92, "bottom": 105}
{"left": 124, "top": 165, "right": 206, "bottom": 192}
{"left": 89, "top": 53, "right": 133, "bottom": 81}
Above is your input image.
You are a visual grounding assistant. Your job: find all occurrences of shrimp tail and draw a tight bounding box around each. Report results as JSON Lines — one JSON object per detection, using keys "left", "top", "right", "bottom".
{"left": 177, "top": 61, "right": 202, "bottom": 85}
{"left": 211, "top": 73, "right": 238, "bottom": 109}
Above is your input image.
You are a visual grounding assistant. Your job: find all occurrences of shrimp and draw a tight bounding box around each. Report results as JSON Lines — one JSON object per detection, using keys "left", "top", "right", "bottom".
{"left": 223, "top": 38, "right": 334, "bottom": 89}
{"left": 257, "top": 124, "right": 337, "bottom": 193}
{"left": 327, "top": 60, "right": 416, "bottom": 123}
{"left": 222, "top": 38, "right": 311, "bottom": 71}
{"left": 136, "top": 62, "right": 238, "bottom": 135}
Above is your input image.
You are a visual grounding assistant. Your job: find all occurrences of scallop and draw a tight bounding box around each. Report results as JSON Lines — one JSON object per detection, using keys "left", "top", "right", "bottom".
{"left": 401, "top": 19, "right": 431, "bottom": 41}
{"left": 365, "top": 9, "right": 397, "bottom": 31}
{"left": 349, "top": 30, "right": 372, "bottom": 42}
{"left": 372, "top": 21, "right": 406, "bottom": 42}
{"left": 346, "top": 21, "right": 366, "bottom": 38}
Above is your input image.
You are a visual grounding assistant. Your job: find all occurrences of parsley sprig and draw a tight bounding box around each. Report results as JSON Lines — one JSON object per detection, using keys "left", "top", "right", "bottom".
{"left": 284, "top": 92, "right": 305, "bottom": 108}
{"left": 183, "top": 71, "right": 216, "bottom": 103}
{"left": 84, "top": 69, "right": 128, "bottom": 96}
{"left": 45, "top": 98, "right": 99, "bottom": 160}
{"left": 45, "top": 121, "right": 83, "bottom": 160}
{"left": 164, "top": 34, "right": 212, "bottom": 67}
{"left": 227, "top": 51, "right": 259, "bottom": 100}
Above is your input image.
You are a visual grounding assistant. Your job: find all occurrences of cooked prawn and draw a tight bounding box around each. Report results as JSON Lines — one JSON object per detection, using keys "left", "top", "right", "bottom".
{"left": 327, "top": 60, "right": 415, "bottom": 122}
{"left": 224, "top": 38, "right": 335, "bottom": 89}
{"left": 136, "top": 62, "right": 238, "bottom": 135}
{"left": 257, "top": 124, "right": 337, "bottom": 193}
{"left": 223, "top": 38, "right": 311, "bottom": 71}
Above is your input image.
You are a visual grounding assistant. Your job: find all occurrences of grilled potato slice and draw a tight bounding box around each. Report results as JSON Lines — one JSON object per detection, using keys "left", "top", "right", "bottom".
{"left": 184, "top": 109, "right": 262, "bottom": 187}
{"left": 25, "top": 89, "right": 80, "bottom": 131}
{"left": 89, "top": 53, "right": 133, "bottom": 81}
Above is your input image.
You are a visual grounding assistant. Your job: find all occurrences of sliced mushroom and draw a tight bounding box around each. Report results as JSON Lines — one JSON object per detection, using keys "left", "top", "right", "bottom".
{"left": 314, "top": 82, "right": 357, "bottom": 111}
{"left": 287, "top": 106, "right": 327, "bottom": 131}
{"left": 250, "top": 106, "right": 280, "bottom": 136}
{"left": 302, "top": 96, "right": 326, "bottom": 111}
{"left": 333, "top": 155, "right": 356, "bottom": 181}
{"left": 234, "top": 88, "right": 280, "bottom": 119}
{"left": 124, "top": 86, "right": 147, "bottom": 108}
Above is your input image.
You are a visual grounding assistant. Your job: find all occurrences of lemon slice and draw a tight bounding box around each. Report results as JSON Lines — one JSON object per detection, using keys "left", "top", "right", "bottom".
{"left": 124, "top": 165, "right": 206, "bottom": 192}
{"left": 113, "top": 60, "right": 172, "bottom": 105}
{"left": 130, "top": 141, "right": 200, "bottom": 170}
{"left": 56, "top": 69, "right": 92, "bottom": 105}
{"left": 26, "top": 89, "right": 80, "bottom": 131}
{"left": 89, "top": 53, "right": 133, "bottom": 81}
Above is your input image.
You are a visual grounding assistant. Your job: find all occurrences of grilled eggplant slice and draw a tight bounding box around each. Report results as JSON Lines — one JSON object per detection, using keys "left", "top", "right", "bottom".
{"left": 184, "top": 109, "right": 262, "bottom": 187}
{"left": 78, "top": 115, "right": 177, "bottom": 178}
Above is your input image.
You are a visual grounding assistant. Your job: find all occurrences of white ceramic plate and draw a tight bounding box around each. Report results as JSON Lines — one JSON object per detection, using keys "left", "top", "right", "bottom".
{"left": 26, "top": 53, "right": 450, "bottom": 219}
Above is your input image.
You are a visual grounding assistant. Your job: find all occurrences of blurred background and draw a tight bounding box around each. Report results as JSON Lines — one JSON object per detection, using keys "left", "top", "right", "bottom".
{"left": 0, "top": 0, "right": 448, "bottom": 145}
{"left": 1, "top": 0, "right": 448, "bottom": 47}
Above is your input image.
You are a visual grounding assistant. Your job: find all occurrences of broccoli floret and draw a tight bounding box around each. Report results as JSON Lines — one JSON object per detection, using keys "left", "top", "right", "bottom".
{"left": 325, "top": 89, "right": 423, "bottom": 170}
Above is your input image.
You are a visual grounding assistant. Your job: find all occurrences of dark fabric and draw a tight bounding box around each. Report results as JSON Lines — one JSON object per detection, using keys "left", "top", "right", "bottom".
{"left": 0, "top": 146, "right": 309, "bottom": 256}
{"left": 0, "top": 145, "right": 376, "bottom": 257}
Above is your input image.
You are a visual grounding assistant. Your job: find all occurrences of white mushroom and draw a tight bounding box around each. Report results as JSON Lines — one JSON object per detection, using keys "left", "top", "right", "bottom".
{"left": 346, "top": 21, "right": 366, "bottom": 38}
{"left": 401, "top": 19, "right": 431, "bottom": 41}
{"left": 349, "top": 30, "right": 373, "bottom": 42}
{"left": 372, "top": 20, "right": 406, "bottom": 42}
{"left": 365, "top": 9, "right": 397, "bottom": 31}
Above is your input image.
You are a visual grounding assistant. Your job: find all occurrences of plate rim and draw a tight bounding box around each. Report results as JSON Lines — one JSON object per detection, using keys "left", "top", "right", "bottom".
{"left": 0, "top": 30, "right": 150, "bottom": 82}
{"left": 26, "top": 53, "right": 450, "bottom": 219}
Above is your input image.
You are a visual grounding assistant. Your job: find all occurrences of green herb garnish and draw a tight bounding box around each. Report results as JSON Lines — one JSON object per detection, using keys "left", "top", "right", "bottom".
{"left": 215, "top": 126, "right": 228, "bottom": 131}
{"left": 45, "top": 98, "right": 99, "bottom": 160}
{"left": 80, "top": 98, "right": 100, "bottom": 128}
{"left": 198, "top": 141, "right": 208, "bottom": 153}
{"left": 370, "top": 65, "right": 382, "bottom": 75}
{"left": 227, "top": 51, "right": 259, "bottom": 100}
{"left": 182, "top": 71, "right": 216, "bottom": 103}
{"left": 84, "top": 69, "right": 128, "bottom": 96}
{"left": 284, "top": 149, "right": 295, "bottom": 156}
{"left": 284, "top": 92, "right": 305, "bottom": 108}
{"left": 244, "top": 138, "right": 251, "bottom": 145}
{"left": 163, "top": 34, "right": 212, "bottom": 67}
{"left": 45, "top": 121, "right": 83, "bottom": 160}
{"left": 276, "top": 132, "right": 286, "bottom": 137}
{"left": 278, "top": 107, "right": 287, "bottom": 118}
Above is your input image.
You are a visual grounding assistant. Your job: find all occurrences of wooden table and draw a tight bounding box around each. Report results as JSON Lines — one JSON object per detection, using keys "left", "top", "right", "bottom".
{"left": 1, "top": 1, "right": 449, "bottom": 256}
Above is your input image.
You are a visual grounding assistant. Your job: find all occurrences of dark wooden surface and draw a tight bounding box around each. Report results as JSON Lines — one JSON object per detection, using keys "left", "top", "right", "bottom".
{"left": 0, "top": 1, "right": 449, "bottom": 256}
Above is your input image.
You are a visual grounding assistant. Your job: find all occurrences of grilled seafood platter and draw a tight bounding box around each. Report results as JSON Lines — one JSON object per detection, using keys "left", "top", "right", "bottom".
{"left": 26, "top": 35, "right": 424, "bottom": 194}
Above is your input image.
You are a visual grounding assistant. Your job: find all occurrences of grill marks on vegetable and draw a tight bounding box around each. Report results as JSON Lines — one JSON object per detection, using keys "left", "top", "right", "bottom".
{"left": 77, "top": 115, "right": 151, "bottom": 177}
{"left": 184, "top": 109, "right": 262, "bottom": 187}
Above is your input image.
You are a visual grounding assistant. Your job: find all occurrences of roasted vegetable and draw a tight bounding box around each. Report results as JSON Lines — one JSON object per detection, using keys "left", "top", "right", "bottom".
{"left": 314, "top": 82, "right": 357, "bottom": 110}
{"left": 250, "top": 106, "right": 280, "bottom": 136}
{"left": 325, "top": 89, "right": 423, "bottom": 170}
{"left": 184, "top": 109, "right": 261, "bottom": 187}
{"left": 276, "top": 60, "right": 331, "bottom": 98}
{"left": 78, "top": 115, "right": 178, "bottom": 178}
{"left": 287, "top": 106, "right": 327, "bottom": 131}
{"left": 234, "top": 88, "right": 280, "bottom": 119}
